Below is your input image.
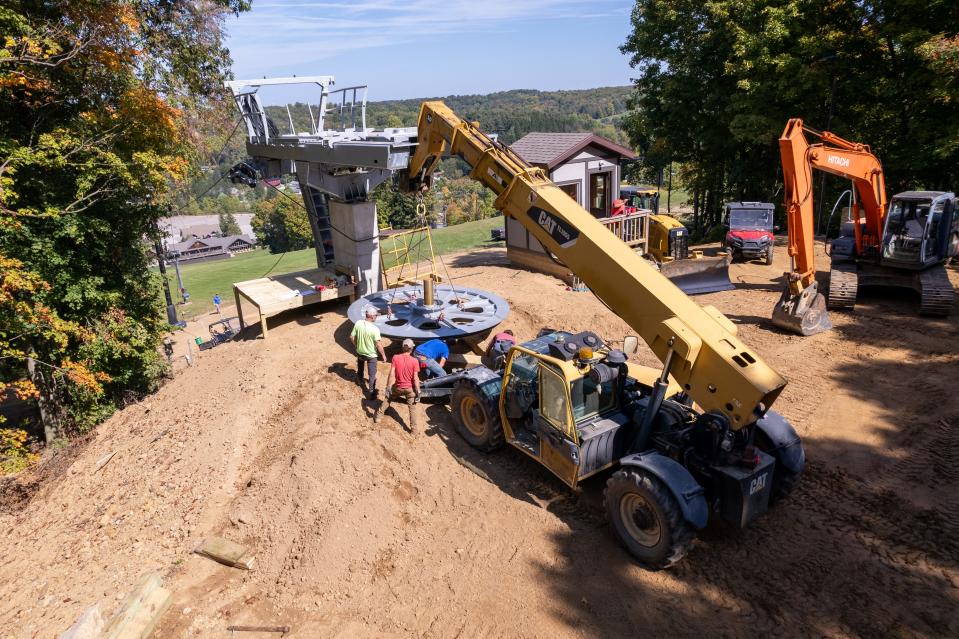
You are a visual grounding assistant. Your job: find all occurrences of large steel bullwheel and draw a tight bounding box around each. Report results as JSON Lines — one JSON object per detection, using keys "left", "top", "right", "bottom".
{"left": 450, "top": 380, "right": 504, "bottom": 452}
{"left": 604, "top": 468, "right": 694, "bottom": 569}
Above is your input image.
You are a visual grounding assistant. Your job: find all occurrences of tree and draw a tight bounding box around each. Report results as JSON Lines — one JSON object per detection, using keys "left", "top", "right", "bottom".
{"left": 0, "top": 1, "right": 250, "bottom": 446}
{"left": 219, "top": 211, "right": 241, "bottom": 235}
{"left": 252, "top": 193, "right": 313, "bottom": 253}
{"left": 620, "top": 1, "right": 959, "bottom": 230}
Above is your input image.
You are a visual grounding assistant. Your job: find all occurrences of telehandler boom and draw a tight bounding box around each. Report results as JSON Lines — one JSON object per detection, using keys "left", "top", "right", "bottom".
{"left": 405, "top": 102, "right": 804, "bottom": 567}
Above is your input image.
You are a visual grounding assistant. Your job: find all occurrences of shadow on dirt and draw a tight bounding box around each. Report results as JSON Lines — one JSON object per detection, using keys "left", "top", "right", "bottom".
{"left": 419, "top": 362, "right": 959, "bottom": 637}
{"left": 235, "top": 299, "right": 350, "bottom": 342}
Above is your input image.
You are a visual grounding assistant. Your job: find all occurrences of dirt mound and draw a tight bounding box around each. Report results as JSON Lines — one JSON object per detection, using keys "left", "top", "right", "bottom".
{"left": 1, "top": 245, "right": 958, "bottom": 637}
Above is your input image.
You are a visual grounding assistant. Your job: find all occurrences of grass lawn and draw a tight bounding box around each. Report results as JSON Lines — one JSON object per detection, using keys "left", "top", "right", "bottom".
{"left": 161, "top": 215, "right": 504, "bottom": 317}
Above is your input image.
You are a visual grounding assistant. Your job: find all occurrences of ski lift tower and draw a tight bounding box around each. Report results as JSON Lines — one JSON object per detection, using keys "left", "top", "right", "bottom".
{"left": 225, "top": 76, "right": 418, "bottom": 295}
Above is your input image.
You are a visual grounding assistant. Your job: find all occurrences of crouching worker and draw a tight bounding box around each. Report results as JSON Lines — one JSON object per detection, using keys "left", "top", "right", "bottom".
{"left": 413, "top": 338, "right": 448, "bottom": 379}
{"left": 373, "top": 338, "right": 421, "bottom": 433}
{"left": 484, "top": 329, "right": 516, "bottom": 370}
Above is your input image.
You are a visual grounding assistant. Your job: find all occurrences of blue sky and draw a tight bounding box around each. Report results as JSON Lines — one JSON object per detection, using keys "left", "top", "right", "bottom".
{"left": 224, "top": 0, "right": 637, "bottom": 103}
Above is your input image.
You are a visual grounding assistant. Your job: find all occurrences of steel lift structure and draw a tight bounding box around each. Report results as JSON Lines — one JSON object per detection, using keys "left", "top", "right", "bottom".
{"left": 225, "top": 76, "right": 510, "bottom": 344}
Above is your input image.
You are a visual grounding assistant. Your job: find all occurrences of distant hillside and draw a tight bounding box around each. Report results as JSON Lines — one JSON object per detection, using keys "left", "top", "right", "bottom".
{"left": 266, "top": 86, "right": 634, "bottom": 146}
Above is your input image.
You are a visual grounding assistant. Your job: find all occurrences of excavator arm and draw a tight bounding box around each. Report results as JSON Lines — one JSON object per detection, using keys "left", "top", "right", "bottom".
{"left": 773, "top": 118, "right": 887, "bottom": 335}
{"left": 407, "top": 101, "right": 786, "bottom": 429}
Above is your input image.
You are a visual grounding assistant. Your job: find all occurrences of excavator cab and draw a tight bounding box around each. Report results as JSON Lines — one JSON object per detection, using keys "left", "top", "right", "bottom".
{"left": 881, "top": 192, "right": 958, "bottom": 269}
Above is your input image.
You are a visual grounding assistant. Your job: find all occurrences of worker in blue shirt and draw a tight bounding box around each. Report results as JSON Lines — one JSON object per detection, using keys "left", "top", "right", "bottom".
{"left": 413, "top": 338, "right": 449, "bottom": 379}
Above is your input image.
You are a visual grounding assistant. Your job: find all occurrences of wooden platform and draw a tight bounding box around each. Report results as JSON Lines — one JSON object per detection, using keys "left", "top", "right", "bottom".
{"left": 233, "top": 267, "right": 356, "bottom": 338}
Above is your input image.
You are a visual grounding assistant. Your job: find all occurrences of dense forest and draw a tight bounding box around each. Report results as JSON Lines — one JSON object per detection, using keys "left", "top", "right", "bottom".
{"left": 621, "top": 0, "right": 959, "bottom": 231}
{"left": 263, "top": 86, "right": 632, "bottom": 146}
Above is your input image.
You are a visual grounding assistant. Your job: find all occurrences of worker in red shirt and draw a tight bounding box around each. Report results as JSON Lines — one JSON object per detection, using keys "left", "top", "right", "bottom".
{"left": 610, "top": 199, "right": 626, "bottom": 217}
{"left": 373, "top": 338, "right": 421, "bottom": 433}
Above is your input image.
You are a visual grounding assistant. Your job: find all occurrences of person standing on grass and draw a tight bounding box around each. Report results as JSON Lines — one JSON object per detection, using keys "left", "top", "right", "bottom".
{"left": 413, "top": 338, "right": 449, "bottom": 379}
{"left": 374, "top": 338, "right": 421, "bottom": 433}
{"left": 351, "top": 306, "right": 387, "bottom": 399}
{"left": 213, "top": 293, "right": 221, "bottom": 314}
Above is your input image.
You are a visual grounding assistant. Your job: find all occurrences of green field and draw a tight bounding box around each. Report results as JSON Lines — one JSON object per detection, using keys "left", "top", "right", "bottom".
{"left": 161, "top": 216, "right": 504, "bottom": 318}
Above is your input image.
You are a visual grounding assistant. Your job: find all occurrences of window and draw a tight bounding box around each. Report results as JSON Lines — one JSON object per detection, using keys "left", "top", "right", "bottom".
{"left": 503, "top": 351, "right": 539, "bottom": 420}
{"left": 570, "top": 376, "right": 617, "bottom": 421}
{"left": 558, "top": 182, "right": 578, "bottom": 204}
{"left": 540, "top": 365, "right": 573, "bottom": 438}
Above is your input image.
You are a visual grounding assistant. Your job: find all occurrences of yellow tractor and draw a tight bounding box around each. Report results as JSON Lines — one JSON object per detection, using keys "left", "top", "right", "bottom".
{"left": 647, "top": 214, "right": 734, "bottom": 295}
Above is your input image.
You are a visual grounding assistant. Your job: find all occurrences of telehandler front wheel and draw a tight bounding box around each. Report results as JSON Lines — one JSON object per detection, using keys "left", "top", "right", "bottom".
{"left": 450, "top": 380, "right": 504, "bottom": 452}
{"left": 604, "top": 468, "right": 694, "bottom": 569}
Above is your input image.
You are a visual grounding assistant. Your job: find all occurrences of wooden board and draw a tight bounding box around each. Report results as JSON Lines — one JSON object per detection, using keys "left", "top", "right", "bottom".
{"left": 233, "top": 267, "right": 356, "bottom": 338}
{"left": 193, "top": 536, "right": 255, "bottom": 570}
{"left": 102, "top": 573, "right": 172, "bottom": 639}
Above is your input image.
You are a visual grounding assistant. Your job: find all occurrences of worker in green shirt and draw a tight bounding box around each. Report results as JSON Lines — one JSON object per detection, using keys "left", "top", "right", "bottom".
{"left": 350, "top": 306, "right": 387, "bottom": 399}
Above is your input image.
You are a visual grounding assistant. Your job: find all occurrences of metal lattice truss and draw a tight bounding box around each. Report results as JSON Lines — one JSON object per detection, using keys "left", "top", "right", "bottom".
{"left": 379, "top": 227, "right": 440, "bottom": 289}
{"left": 225, "top": 76, "right": 418, "bottom": 202}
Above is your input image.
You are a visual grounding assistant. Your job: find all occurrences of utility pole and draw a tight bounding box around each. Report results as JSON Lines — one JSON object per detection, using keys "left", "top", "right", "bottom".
{"left": 172, "top": 251, "right": 189, "bottom": 303}
{"left": 154, "top": 233, "right": 179, "bottom": 325}
{"left": 667, "top": 162, "right": 673, "bottom": 214}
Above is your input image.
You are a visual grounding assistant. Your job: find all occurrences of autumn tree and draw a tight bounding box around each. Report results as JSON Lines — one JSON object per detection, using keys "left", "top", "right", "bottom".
{"left": 0, "top": 1, "right": 249, "bottom": 448}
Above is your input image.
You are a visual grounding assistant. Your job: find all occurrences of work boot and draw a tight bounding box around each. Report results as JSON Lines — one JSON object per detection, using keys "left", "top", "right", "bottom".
{"left": 408, "top": 406, "right": 418, "bottom": 435}
{"left": 373, "top": 396, "right": 390, "bottom": 424}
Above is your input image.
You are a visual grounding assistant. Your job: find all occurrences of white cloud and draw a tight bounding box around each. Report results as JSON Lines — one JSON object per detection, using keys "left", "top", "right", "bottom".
{"left": 226, "top": 0, "right": 630, "bottom": 78}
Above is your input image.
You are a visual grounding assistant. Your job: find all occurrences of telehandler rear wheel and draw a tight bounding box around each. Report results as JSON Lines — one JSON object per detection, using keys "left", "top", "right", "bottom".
{"left": 604, "top": 468, "right": 693, "bottom": 569}
{"left": 451, "top": 380, "right": 504, "bottom": 452}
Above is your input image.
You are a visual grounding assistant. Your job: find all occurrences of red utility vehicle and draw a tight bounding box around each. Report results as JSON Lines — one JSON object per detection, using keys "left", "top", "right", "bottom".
{"left": 724, "top": 201, "right": 776, "bottom": 265}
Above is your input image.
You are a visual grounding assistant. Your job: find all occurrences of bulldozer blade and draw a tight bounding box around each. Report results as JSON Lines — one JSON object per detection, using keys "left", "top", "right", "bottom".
{"left": 771, "top": 281, "right": 832, "bottom": 336}
{"left": 659, "top": 256, "right": 735, "bottom": 295}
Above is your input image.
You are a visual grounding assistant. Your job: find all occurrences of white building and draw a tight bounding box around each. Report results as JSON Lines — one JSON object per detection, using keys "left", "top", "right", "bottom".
{"left": 504, "top": 132, "right": 638, "bottom": 278}
{"left": 158, "top": 213, "right": 255, "bottom": 245}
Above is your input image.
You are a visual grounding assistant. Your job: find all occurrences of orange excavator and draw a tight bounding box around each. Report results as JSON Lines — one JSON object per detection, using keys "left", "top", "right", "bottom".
{"left": 772, "top": 118, "right": 957, "bottom": 335}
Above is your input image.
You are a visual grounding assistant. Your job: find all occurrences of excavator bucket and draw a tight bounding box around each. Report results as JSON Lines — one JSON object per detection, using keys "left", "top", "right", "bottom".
{"left": 771, "top": 281, "right": 832, "bottom": 335}
{"left": 658, "top": 255, "right": 735, "bottom": 295}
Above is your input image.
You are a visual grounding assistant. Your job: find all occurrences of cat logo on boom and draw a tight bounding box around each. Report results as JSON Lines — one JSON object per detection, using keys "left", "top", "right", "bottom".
{"left": 527, "top": 206, "right": 579, "bottom": 249}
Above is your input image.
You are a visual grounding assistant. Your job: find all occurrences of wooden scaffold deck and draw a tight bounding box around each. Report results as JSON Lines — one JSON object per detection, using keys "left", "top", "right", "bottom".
{"left": 233, "top": 267, "right": 356, "bottom": 338}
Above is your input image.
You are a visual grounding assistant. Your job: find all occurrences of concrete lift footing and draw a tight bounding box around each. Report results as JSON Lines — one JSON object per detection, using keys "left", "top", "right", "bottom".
{"left": 329, "top": 200, "right": 380, "bottom": 296}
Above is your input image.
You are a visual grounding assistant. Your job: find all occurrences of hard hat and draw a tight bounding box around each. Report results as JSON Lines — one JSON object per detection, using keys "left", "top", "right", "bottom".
{"left": 402, "top": 338, "right": 415, "bottom": 351}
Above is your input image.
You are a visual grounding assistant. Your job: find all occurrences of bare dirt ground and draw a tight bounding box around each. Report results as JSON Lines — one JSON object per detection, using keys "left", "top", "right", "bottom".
{"left": 2, "top": 241, "right": 958, "bottom": 638}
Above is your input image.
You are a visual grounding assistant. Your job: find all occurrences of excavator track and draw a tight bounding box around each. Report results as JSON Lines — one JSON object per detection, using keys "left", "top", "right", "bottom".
{"left": 918, "top": 264, "right": 955, "bottom": 316}
{"left": 827, "top": 263, "right": 858, "bottom": 311}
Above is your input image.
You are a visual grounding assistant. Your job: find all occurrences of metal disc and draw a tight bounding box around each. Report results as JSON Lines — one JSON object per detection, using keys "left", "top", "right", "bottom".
{"left": 347, "top": 284, "right": 509, "bottom": 340}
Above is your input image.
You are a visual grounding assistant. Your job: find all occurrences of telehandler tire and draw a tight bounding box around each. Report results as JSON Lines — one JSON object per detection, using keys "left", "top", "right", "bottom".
{"left": 755, "top": 432, "right": 801, "bottom": 502}
{"left": 604, "top": 468, "right": 693, "bottom": 569}
{"left": 450, "top": 380, "right": 504, "bottom": 452}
